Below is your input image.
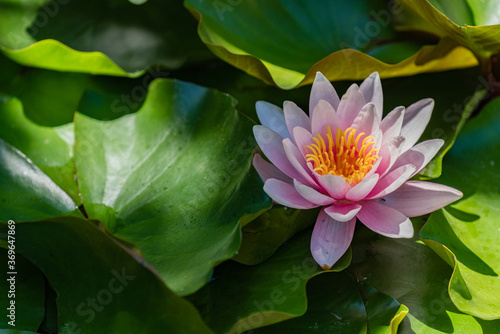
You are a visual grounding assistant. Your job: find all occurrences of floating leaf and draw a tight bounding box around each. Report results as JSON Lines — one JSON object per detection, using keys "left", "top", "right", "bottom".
{"left": 74, "top": 79, "right": 271, "bottom": 295}
{"left": 189, "top": 230, "right": 351, "bottom": 334}
{"left": 350, "top": 221, "right": 500, "bottom": 333}
{"left": 233, "top": 206, "right": 319, "bottom": 265}
{"left": 0, "top": 97, "right": 79, "bottom": 203}
{"left": 0, "top": 138, "right": 78, "bottom": 222}
{"left": 0, "top": 218, "right": 213, "bottom": 333}
{"left": 0, "top": 249, "right": 45, "bottom": 331}
{"left": 0, "top": 0, "right": 211, "bottom": 76}
{"left": 398, "top": 0, "right": 500, "bottom": 71}
{"left": 185, "top": 0, "right": 478, "bottom": 89}
{"left": 421, "top": 96, "right": 500, "bottom": 320}
{"left": 253, "top": 272, "right": 367, "bottom": 334}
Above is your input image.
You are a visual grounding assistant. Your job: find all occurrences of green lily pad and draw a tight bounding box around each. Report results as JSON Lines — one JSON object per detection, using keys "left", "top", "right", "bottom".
{"left": 361, "top": 282, "right": 408, "bottom": 334}
{"left": 0, "top": 249, "right": 45, "bottom": 331}
{"left": 0, "top": 96, "right": 79, "bottom": 203}
{"left": 233, "top": 206, "right": 319, "bottom": 265}
{"left": 189, "top": 229, "right": 351, "bottom": 334}
{"left": 420, "top": 96, "right": 500, "bottom": 320}
{"left": 74, "top": 78, "right": 270, "bottom": 295}
{"left": 0, "top": 48, "right": 158, "bottom": 127}
{"left": 252, "top": 272, "right": 367, "bottom": 333}
{"left": 185, "top": 0, "right": 478, "bottom": 89}
{"left": 0, "top": 138, "right": 78, "bottom": 222}
{"left": 0, "top": 0, "right": 211, "bottom": 76}
{"left": 350, "top": 221, "right": 500, "bottom": 333}
{"left": 0, "top": 217, "right": 213, "bottom": 333}
{"left": 398, "top": 0, "right": 500, "bottom": 68}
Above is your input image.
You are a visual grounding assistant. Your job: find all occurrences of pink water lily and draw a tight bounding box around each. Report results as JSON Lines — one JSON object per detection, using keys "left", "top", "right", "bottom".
{"left": 253, "top": 72, "right": 463, "bottom": 270}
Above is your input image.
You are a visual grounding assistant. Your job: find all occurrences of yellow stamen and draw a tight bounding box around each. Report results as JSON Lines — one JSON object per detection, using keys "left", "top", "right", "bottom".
{"left": 305, "top": 126, "right": 379, "bottom": 184}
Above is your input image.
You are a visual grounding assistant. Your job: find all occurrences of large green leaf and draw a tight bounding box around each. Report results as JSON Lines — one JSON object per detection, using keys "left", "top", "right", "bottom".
{"left": 350, "top": 221, "right": 500, "bottom": 333}
{"left": 253, "top": 272, "right": 367, "bottom": 334}
{"left": 398, "top": 0, "right": 500, "bottom": 70}
{"left": 0, "top": 96, "right": 79, "bottom": 203}
{"left": 420, "top": 96, "right": 500, "bottom": 320}
{"left": 0, "top": 249, "right": 45, "bottom": 331}
{"left": 0, "top": 138, "right": 78, "bottom": 222}
{"left": 233, "top": 206, "right": 319, "bottom": 265}
{"left": 0, "top": 217, "right": 213, "bottom": 333}
{"left": 189, "top": 230, "right": 351, "bottom": 334}
{"left": 74, "top": 78, "right": 270, "bottom": 295}
{"left": 0, "top": 0, "right": 211, "bottom": 76}
{"left": 185, "top": 0, "right": 478, "bottom": 89}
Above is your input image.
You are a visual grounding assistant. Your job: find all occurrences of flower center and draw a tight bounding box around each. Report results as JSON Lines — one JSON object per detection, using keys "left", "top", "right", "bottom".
{"left": 305, "top": 126, "right": 379, "bottom": 184}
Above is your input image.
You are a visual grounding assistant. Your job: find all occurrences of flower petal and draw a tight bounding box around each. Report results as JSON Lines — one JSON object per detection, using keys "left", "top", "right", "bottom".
{"left": 283, "top": 138, "right": 320, "bottom": 187}
{"left": 390, "top": 139, "right": 444, "bottom": 178}
{"left": 378, "top": 181, "right": 463, "bottom": 217}
{"left": 400, "top": 98, "right": 434, "bottom": 152}
{"left": 256, "top": 101, "right": 290, "bottom": 139}
{"left": 360, "top": 72, "right": 383, "bottom": 120}
{"left": 316, "top": 174, "right": 351, "bottom": 200}
{"left": 253, "top": 125, "right": 304, "bottom": 181}
{"left": 325, "top": 203, "right": 362, "bottom": 222}
{"left": 264, "top": 179, "right": 317, "bottom": 209}
{"left": 284, "top": 101, "right": 311, "bottom": 143}
{"left": 311, "top": 99, "right": 341, "bottom": 136}
{"left": 380, "top": 106, "right": 404, "bottom": 145}
{"left": 309, "top": 72, "right": 340, "bottom": 116}
{"left": 345, "top": 174, "right": 379, "bottom": 201}
{"left": 293, "top": 126, "right": 314, "bottom": 157}
{"left": 311, "top": 209, "right": 356, "bottom": 270}
{"left": 337, "top": 84, "right": 367, "bottom": 129}
{"left": 376, "top": 136, "right": 405, "bottom": 177}
{"left": 357, "top": 201, "right": 414, "bottom": 238}
{"left": 367, "top": 164, "right": 416, "bottom": 199}
{"left": 253, "top": 154, "right": 291, "bottom": 183}
{"left": 351, "top": 103, "right": 379, "bottom": 137}
{"left": 294, "top": 179, "right": 335, "bottom": 206}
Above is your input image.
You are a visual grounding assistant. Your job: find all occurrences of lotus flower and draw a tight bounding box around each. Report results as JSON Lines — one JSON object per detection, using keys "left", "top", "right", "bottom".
{"left": 253, "top": 72, "right": 463, "bottom": 269}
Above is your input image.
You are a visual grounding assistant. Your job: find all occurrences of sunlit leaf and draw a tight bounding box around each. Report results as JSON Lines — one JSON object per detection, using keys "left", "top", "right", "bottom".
{"left": 185, "top": 0, "right": 478, "bottom": 89}
{"left": 74, "top": 79, "right": 271, "bottom": 295}
{"left": 421, "top": 96, "right": 500, "bottom": 320}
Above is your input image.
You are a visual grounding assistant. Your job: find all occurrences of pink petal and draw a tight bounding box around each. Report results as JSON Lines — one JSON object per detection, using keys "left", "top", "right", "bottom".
{"left": 345, "top": 174, "right": 379, "bottom": 201}
{"left": 378, "top": 181, "right": 463, "bottom": 217}
{"left": 357, "top": 201, "right": 413, "bottom": 238}
{"left": 390, "top": 139, "right": 444, "bottom": 178}
{"left": 264, "top": 179, "right": 317, "bottom": 209}
{"left": 376, "top": 136, "right": 405, "bottom": 177}
{"left": 253, "top": 125, "right": 305, "bottom": 181}
{"left": 311, "top": 209, "right": 356, "bottom": 270}
{"left": 367, "top": 164, "right": 416, "bottom": 199}
{"left": 400, "top": 98, "right": 434, "bottom": 152}
{"left": 325, "top": 203, "right": 362, "bottom": 222}
{"left": 337, "top": 84, "right": 367, "bottom": 129}
{"left": 316, "top": 174, "right": 351, "bottom": 200}
{"left": 360, "top": 72, "right": 383, "bottom": 120}
{"left": 294, "top": 179, "right": 335, "bottom": 206}
{"left": 311, "top": 99, "right": 341, "bottom": 136}
{"left": 293, "top": 126, "right": 314, "bottom": 157}
{"left": 309, "top": 72, "right": 340, "bottom": 116}
{"left": 253, "top": 154, "right": 292, "bottom": 183}
{"left": 283, "top": 138, "right": 320, "bottom": 187}
{"left": 380, "top": 106, "right": 404, "bottom": 146}
{"left": 256, "top": 101, "right": 290, "bottom": 139}
{"left": 284, "top": 101, "right": 311, "bottom": 143}
{"left": 351, "top": 103, "right": 380, "bottom": 137}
